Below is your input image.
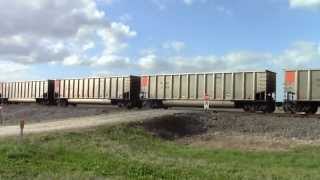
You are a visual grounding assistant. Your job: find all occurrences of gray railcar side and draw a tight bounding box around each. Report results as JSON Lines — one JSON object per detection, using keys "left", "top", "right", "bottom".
{"left": 284, "top": 69, "right": 320, "bottom": 114}
{"left": 140, "top": 70, "right": 276, "bottom": 112}
{"left": 55, "top": 76, "right": 141, "bottom": 108}
{"left": 0, "top": 80, "right": 55, "bottom": 104}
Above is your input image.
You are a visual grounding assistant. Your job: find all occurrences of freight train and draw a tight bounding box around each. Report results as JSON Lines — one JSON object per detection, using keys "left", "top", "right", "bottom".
{"left": 0, "top": 69, "right": 319, "bottom": 114}
{"left": 283, "top": 69, "right": 320, "bottom": 114}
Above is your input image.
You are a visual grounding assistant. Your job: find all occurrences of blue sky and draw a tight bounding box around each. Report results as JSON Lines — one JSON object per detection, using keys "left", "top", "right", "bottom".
{"left": 0, "top": 0, "right": 319, "bottom": 99}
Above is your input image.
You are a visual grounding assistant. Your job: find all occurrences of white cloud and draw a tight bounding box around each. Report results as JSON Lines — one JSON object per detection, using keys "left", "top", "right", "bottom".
{"left": 82, "top": 42, "right": 95, "bottom": 51}
{"left": 137, "top": 41, "right": 319, "bottom": 73}
{"left": 92, "top": 55, "right": 132, "bottom": 69}
{"left": 183, "top": 0, "right": 194, "bottom": 6}
{"left": 97, "top": 22, "right": 137, "bottom": 55}
{"left": 138, "top": 53, "right": 171, "bottom": 73}
{"left": 183, "top": 0, "right": 207, "bottom": 6}
{"left": 0, "top": 61, "right": 30, "bottom": 81}
{"left": 163, "top": 41, "right": 186, "bottom": 52}
{"left": 151, "top": 0, "right": 207, "bottom": 10}
{"left": 0, "top": 0, "right": 137, "bottom": 69}
{"left": 119, "top": 14, "right": 133, "bottom": 23}
{"left": 152, "top": 0, "right": 167, "bottom": 10}
{"left": 140, "top": 48, "right": 157, "bottom": 56}
{"left": 138, "top": 54, "right": 159, "bottom": 70}
{"left": 274, "top": 41, "right": 320, "bottom": 67}
{"left": 57, "top": 38, "right": 319, "bottom": 75}
{"left": 289, "top": 0, "right": 320, "bottom": 10}
{"left": 97, "top": 0, "right": 116, "bottom": 5}
{"left": 216, "top": 6, "right": 233, "bottom": 16}
{"left": 137, "top": 51, "right": 272, "bottom": 73}
{"left": 63, "top": 55, "right": 83, "bottom": 66}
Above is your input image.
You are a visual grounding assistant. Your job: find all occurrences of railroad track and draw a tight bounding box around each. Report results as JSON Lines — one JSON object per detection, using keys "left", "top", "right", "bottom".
{"left": 170, "top": 107, "right": 320, "bottom": 119}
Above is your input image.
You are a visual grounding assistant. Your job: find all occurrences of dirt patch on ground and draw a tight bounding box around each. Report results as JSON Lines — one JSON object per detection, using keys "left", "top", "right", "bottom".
{"left": 135, "top": 111, "right": 320, "bottom": 151}
{"left": 0, "top": 104, "right": 126, "bottom": 125}
{"left": 134, "top": 113, "right": 209, "bottom": 140}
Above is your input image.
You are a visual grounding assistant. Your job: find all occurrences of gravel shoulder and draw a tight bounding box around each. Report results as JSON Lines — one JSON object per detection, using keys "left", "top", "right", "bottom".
{"left": 136, "top": 111, "right": 320, "bottom": 151}
{"left": 0, "top": 110, "right": 181, "bottom": 138}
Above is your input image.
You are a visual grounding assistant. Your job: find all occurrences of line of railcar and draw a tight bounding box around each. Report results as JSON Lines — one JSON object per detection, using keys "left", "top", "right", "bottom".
{"left": 284, "top": 69, "right": 320, "bottom": 114}
{"left": 0, "top": 69, "right": 319, "bottom": 114}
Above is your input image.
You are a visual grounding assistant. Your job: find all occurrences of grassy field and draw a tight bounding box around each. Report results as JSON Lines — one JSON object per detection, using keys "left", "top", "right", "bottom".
{"left": 0, "top": 124, "right": 320, "bottom": 179}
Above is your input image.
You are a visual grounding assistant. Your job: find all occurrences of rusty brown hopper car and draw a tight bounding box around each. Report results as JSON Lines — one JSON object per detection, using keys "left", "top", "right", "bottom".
{"left": 284, "top": 69, "right": 320, "bottom": 114}
{"left": 54, "top": 76, "right": 141, "bottom": 108}
{"left": 0, "top": 80, "right": 55, "bottom": 104}
{"left": 140, "top": 70, "right": 276, "bottom": 113}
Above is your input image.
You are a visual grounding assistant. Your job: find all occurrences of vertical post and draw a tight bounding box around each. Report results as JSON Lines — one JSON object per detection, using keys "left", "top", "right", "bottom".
{"left": 70, "top": 79, "right": 74, "bottom": 99}
{"left": 307, "top": 70, "right": 311, "bottom": 100}
{"left": 68, "top": 79, "right": 71, "bottom": 99}
{"left": 115, "top": 78, "right": 118, "bottom": 99}
{"left": 122, "top": 77, "right": 125, "bottom": 99}
{"left": 20, "top": 119, "right": 25, "bottom": 141}
{"left": 178, "top": 75, "right": 182, "bottom": 99}
{"left": 195, "top": 74, "right": 198, "bottom": 99}
{"left": 242, "top": 72, "right": 246, "bottom": 99}
{"left": 147, "top": 76, "right": 150, "bottom": 99}
{"left": 24, "top": 81, "right": 26, "bottom": 98}
{"left": 187, "top": 74, "right": 190, "bottom": 99}
{"left": 265, "top": 72, "right": 268, "bottom": 101}
{"left": 295, "top": 70, "right": 299, "bottom": 100}
{"left": 97, "top": 78, "right": 100, "bottom": 99}
{"left": 109, "top": 78, "right": 112, "bottom": 99}
{"left": 222, "top": 73, "right": 225, "bottom": 100}
{"left": 163, "top": 76, "right": 166, "bottom": 99}
{"left": 0, "top": 106, "right": 3, "bottom": 126}
{"left": 155, "top": 76, "right": 158, "bottom": 99}
{"left": 103, "top": 78, "right": 106, "bottom": 99}
{"left": 204, "top": 94, "right": 210, "bottom": 111}
{"left": 212, "top": 73, "right": 216, "bottom": 100}
{"left": 231, "top": 73, "right": 235, "bottom": 100}
{"left": 171, "top": 75, "right": 174, "bottom": 99}
{"left": 204, "top": 74, "right": 207, "bottom": 98}
{"left": 253, "top": 72, "right": 256, "bottom": 100}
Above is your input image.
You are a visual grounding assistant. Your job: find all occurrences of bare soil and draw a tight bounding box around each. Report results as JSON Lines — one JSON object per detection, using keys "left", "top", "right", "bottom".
{"left": 135, "top": 111, "right": 320, "bottom": 151}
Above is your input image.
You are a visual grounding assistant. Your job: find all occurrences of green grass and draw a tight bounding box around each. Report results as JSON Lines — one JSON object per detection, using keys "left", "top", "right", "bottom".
{"left": 0, "top": 124, "right": 320, "bottom": 180}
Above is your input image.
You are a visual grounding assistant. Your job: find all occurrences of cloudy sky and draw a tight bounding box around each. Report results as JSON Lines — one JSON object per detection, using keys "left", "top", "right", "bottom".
{"left": 0, "top": 0, "right": 319, "bottom": 95}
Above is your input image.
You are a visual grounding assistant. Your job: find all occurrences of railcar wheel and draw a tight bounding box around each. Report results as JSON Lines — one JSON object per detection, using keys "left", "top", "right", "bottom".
{"left": 283, "top": 105, "right": 289, "bottom": 113}
{"left": 249, "top": 105, "right": 256, "bottom": 113}
{"left": 58, "top": 100, "right": 68, "bottom": 107}
{"left": 266, "top": 104, "right": 276, "bottom": 113}
{"left": 44, "top": 100, "right": 50, "bottom": 105}
{"left": 306, "top": 106, "right": 318, "bottom": 115}
{"left": 137, "top": 103, "right": 143, "bottom": 109}
{"left": 117, "top": 102, "right": 123, "bottom": 108}
{"left": 126, "top": 102, "right": 133, "bottom": 109}
{"left": 142, "top": 101, "right": 154, "bottom": 109}
{"left": 243, "top": 105, "right": 250, "bottom": 112}
{"left": 312, "top": 106, "right": 318, "bottom": 114}
{"left": 283, "top": 103, "right": 295, "bottom": 114}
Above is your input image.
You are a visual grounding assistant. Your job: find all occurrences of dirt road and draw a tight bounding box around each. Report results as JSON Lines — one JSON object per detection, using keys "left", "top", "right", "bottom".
{"left": 0, "top": 110, "right": 181, "bottom": 138}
